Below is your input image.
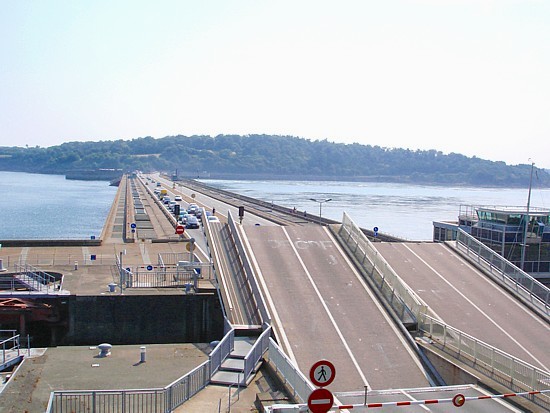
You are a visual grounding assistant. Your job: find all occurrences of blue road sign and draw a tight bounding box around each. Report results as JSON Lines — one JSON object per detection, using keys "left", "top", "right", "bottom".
{"left": 131, "top": 223, "right": 137, "bottom": 229}
{"left": 146, "top": 265, "right": 153, "bottom": 271}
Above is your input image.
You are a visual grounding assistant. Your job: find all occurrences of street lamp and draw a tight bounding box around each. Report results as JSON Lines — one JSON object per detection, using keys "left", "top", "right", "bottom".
{"left": 309, "top": 198, "right": 332, "bottom": 225}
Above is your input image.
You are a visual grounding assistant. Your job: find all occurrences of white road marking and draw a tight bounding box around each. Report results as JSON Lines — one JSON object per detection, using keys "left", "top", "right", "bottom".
{"left": 403, "top": 243, "right": 549, "bottom": 372}
{"left": 240, "top": 226, "right": 297, "bottom": 364}
{"left": 328, "top": 229, "right": 432, "bottom": 384}
{"left": 139, "top": 243, "right": 151, "bottom": 264}
{"left": 282, "top": 226, "right": 370, "bottom": 388}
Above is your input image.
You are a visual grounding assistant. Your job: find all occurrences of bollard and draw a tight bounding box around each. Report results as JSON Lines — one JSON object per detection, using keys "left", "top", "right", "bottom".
{"left": 74, "top": 261, "right": 78, "bottom": 270}
{"left": 140, "top": 346, "right": 146, "bottom": 363}
{"left": 0, "top": 259, "right": 6, "bottom": 272}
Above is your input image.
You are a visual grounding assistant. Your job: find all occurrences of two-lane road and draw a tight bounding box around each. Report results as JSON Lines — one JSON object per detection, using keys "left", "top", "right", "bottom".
{"left": 243, "top": 224, "right": 431, "bottom": 392}
{"left": 373, "top": 242, "right": 550, "bottom": 371}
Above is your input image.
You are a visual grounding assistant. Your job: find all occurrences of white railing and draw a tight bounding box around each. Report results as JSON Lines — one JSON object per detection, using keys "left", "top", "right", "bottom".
{"left": 338, "top": 212, "right": 427, "bottom": 323}
{"left": 227, "top": 210, "right": 271, "bottom": 325}
{"left": 243, "top": 324, "right": 272, "bottom": 381}
{"left": 13, "top": 263, "right": 61, "bottom": 293}
{"left": 455, "top": 229, "right": 550, "bottom": 318}
{"left": 267, "top": 338, "right": 314, "bottom": 404}
{"left": 2, "top": 254, "right": 116, "bottom": 268}
{"left": 419, "top": 314, "right": 550, "bottom": 410}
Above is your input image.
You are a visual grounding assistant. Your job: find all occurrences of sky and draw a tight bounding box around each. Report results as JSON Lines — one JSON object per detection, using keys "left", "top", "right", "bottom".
{"left": 1, "top": 0, "right": 549, "bottom": 168}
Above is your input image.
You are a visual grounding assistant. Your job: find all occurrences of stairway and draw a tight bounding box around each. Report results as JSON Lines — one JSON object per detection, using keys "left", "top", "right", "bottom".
{"left": 210, "top": 336, "right": 262, "bottom": 387}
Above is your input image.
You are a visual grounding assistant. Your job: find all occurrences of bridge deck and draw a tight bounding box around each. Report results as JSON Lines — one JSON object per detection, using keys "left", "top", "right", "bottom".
{"left": 242, "top": 224, "right": 431, "bottom": 392}
{"left": 373, "top": 242, "right": 550, "bottom": 371}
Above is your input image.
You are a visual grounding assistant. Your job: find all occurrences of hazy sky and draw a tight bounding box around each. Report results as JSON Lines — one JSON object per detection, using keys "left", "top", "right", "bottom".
{"left": 1, "top": 1, "right": 549, "bottom": 167}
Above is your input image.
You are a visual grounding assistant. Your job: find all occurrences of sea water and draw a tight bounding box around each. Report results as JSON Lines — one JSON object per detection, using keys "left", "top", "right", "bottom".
{"left": 202, "top": 179, "right": 550, "bottom": 240}
{"left": 1, "top": 171, "right": 548, "bottom": 241}
{"left": 0, "top": 171, "right": 117, "bottom": 239}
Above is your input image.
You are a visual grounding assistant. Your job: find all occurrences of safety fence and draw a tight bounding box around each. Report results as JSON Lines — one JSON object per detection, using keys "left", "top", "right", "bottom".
{"left": 122, "top": 267, "right": 197, "bottom": 289}
{"left": 419, "top": 314, "right": 550, "bottom": 410}
{"left": 456, "top": 229, "right": 550, "bottom": 318}
{"left": 266, "top": 338, "right": 314, "bottom": 404}
{"left": 1, "top": 254, "right": 116, "bottom": 268}
{"left": 12, "top": 263, "right": 61, "bottom": 293}
{"left": 227, "top": 210, "right": 271, "bottom": 325}
{"left": 1, "top": 330, "right": 21, "bottom": 366}
{"left": 338, "top": 212, "right": 427, "bottom": 325}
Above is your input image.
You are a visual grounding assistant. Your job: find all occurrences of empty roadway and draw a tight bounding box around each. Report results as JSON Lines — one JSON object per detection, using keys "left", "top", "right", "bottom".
{"left": 242, "top": 224, "right": 431, "bottom": 392}
{"left": 373, "top": 242, "right": 550, "bottom": 371}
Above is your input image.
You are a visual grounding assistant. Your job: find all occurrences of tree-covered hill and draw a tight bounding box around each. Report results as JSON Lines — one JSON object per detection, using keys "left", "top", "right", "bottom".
{"left": 0, "top": 134, "right": 547, "bottom": 187}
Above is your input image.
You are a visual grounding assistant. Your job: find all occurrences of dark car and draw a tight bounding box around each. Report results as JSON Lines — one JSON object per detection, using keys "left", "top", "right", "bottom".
{"left": 186, "top": 215, "right": 200, "bottom": 229}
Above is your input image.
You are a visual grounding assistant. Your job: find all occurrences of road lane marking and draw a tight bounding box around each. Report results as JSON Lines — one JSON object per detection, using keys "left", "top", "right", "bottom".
{"left": 241, "top": 226, "right": 297, "bottom": 364}
{"left": 403, "top": 243, "right": 549, "bottom": 372}
{"left": 282, "top": 226, "right": 370, "bottom": 388}
{"left": 328, "top": 229, "right": 431, "bottom": 384}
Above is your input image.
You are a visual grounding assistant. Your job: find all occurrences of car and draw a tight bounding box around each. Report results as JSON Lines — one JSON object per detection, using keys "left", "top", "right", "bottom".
{"left": 163, "top": 196, "right": 171, "bottom": 204}
{"left": 174, "top": 195, "right": 182, "bottom": 201}
{"left": 187, "top": 204, "right": 199, "bottom": 214}
{"left": 207, "top": 216, "right": 220, "bottom": 223}
{"left": 186, "top": 215, "right": 200, "bottom": 229}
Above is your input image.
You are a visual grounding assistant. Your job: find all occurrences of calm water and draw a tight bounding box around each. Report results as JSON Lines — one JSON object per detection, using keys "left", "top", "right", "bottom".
{"left": 202, "top": 179, "right": 550, "bottom": 240}
{"left": 0, "top": 171, "right": 117, "bottom": 239}
{"left": 1, "top": 172, "right": 549, "bottom": 241}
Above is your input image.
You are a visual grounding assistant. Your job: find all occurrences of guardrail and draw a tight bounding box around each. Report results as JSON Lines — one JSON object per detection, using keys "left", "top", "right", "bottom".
{"left": 244, "top": 324, "right": 272, "bottom": 381}
{"left": 455, "top": 229, "right": 550, "bottom": 319}
{"left": 267, "top": 338, "right": 314, "bottom": 404}
{"left": 419, "top": 313, "right": 550, "bottom": 410}
{"left": 1, "top": 331, "right": 21, "bottom": 366}
{"left": 1, "top": 254, "right": 116, "bottom": 268}
{"left": 13, "top": 263, "right": 60, "bottom": 293}
{"left": 227, "top": 210, "right": 271, "bottom": 325}
{"left": 337, "top": 212, "right": 427, "bottom": 325}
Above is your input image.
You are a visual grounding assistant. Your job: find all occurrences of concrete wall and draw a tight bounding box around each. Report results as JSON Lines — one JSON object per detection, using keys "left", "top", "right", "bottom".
{"left": 64, "top": 294, "right": 224, "bottom": 345}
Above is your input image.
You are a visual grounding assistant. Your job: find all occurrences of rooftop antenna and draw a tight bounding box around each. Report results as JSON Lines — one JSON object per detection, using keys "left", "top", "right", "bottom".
{"left": 520, "top": 160, "right": 535, "bottom": 270}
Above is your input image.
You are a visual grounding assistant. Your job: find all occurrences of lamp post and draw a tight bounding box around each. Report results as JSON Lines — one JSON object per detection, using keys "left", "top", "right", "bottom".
{"left": 309, "top": 198, "right": 332, "bottom": 225}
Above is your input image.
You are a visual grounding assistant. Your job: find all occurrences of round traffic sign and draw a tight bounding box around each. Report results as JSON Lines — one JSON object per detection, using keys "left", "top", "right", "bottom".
{"left": 130, "top": 222, "right": 137, "bottom": 229}
{"left": 310, "top": 360, "right": 336, "bottom": 387}
{"left": 146, "top": 265, "right": 153, "bottom": 271}
{"left": 452, "top": 393, "right": 466, "bottom": 407}
{"left": 175, "top": 225, "right": 185, "bottom": 235}
{"left": 308, "top": 388, "right": 334, "bottom": 413}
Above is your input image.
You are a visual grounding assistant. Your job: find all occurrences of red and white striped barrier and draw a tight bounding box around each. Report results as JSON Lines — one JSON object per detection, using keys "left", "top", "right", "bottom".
{"left": 332, "top": 389, "right": 550, "bottom": 409}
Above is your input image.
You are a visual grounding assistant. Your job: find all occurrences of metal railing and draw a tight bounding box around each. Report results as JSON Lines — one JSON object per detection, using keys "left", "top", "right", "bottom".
{"left": 455, "top": 228, "right": 550, "bottom": 318}
{"left": 267, "top": 338, "right": 314, "bottom": 404}
{"left": 121, "top": 267, "right": 198, "bottom": 289}
{"left": 1, "top": 254, "right": 116, "bottom": 268}
{"left": 13, "top": 263, "right": 60, "bottom": 293}
{"left": 419, "top": 314, "right": 550, "bottom": 410}
{"left": 243, "top": 324, "right": 271, "bottom": 381}
{"left": 338, "top": 212, "right": 427, "bottom": 324}
{"left": 227, "top": 210, "right": 271, "bottom": 325}
{"left": 1, "top": 331, "right": 21, "bottom": 366}
{"left": 46, "top": 331, "right": 233, "bottom": 413}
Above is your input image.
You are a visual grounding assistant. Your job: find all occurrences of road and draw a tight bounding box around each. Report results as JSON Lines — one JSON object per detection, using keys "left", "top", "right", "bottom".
{"left": 242, "top": 224, "right": 431, "bottom": 392}
{"left": 373, "top": 242, "right": 550, "bottom": 371}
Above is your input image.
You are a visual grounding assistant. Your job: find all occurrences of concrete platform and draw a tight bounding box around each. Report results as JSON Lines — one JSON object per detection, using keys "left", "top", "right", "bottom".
{"left": 0, "top": 343, "right": 210, "bottom": 412}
